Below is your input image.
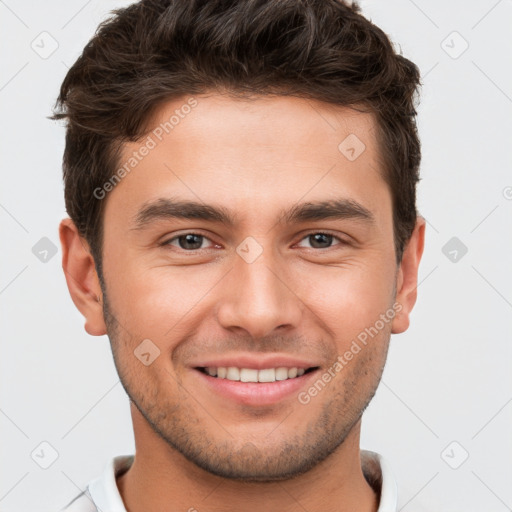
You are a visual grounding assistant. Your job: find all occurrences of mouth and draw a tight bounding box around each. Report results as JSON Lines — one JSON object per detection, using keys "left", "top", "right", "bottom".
{"left": 195, "top": 366, "right": 319, "bottom": 382}
{"left": 193, "top": 365, "right": 321, "bottom": 406}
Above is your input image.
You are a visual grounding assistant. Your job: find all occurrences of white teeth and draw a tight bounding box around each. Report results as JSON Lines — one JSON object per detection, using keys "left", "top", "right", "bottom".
{"left": 275, "top": 367, "right": 289, "bottom": 380}
{"left": 204, "top": 366, "right": 310, "bottom": 382}
{"left": 258, "top": 368, "right": 276, "bottom": 382}
{"left": 240, "top": 368, "right": 258, "bottom": 382}
{"left": 226, "top": 367, "right": 240, "bottom": 381}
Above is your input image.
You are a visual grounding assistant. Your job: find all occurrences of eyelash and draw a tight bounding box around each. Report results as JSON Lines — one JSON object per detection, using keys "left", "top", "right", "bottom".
{"left": 160, "top": 231, "right": 348, "bottom": 252}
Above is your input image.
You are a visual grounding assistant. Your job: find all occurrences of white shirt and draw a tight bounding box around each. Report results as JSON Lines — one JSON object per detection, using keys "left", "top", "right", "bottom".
{"left": 59, "top": 449, "right": 398, "bottom": 511}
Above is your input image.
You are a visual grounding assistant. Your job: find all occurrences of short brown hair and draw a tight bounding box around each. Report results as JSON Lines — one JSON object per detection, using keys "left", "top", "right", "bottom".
{"left": 52, "top": 0, "right": 422, "bottom": 279}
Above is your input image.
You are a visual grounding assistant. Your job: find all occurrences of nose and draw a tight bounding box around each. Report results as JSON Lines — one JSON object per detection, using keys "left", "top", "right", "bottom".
{"left": 216, "top": 243, "right": 303, "bottom": 340}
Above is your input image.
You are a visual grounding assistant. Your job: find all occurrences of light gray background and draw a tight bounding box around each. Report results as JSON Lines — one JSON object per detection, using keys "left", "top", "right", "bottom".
{"left": 1, "top": 1, "right": 511, "bottom": 511}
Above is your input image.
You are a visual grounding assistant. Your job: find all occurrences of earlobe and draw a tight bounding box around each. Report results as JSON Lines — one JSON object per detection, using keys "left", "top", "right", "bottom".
{"left": 391, "top": 216, "right": 426, "bottom": 334}
{"left": 59, "top": 218, "right": 107, "bottom": 336}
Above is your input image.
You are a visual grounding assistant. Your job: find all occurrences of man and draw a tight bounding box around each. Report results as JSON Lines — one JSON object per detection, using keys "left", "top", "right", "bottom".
{"left": 54, "top": 0, "right": 425, "bottom": 510}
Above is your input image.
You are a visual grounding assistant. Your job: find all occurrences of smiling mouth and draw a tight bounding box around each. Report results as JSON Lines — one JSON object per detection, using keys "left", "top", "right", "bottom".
{"left": 195, "top": 366, "right": 319, "bottom": 383}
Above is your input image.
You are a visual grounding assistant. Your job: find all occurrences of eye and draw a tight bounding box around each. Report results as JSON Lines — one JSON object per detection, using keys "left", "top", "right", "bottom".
{"left": 160, "top": 231, "right": 347, "bottom": 252}
{"left": 161, "top": 232, "right": 216, "bottom": 251}
{"left": 296, "top": 232, "right": 346, "bottom": 250}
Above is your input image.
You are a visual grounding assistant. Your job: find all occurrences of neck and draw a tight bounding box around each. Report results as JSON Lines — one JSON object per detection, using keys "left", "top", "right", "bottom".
{"left": 117, "top": 406, "right": 378, "bottom": 512}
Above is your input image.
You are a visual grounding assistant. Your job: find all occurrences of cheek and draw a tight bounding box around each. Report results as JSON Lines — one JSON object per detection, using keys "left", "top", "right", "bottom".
{"left": 105, "top": 259, "right": 219, "bottom": 340}
{"left": 300, "top": 262, "right": 395, "bottom": 340}
{"left": 104, "top": 239, "right": 396, "bottom": 343}
{"left": 305, "top": 258, "right": 394, "bottom": 301}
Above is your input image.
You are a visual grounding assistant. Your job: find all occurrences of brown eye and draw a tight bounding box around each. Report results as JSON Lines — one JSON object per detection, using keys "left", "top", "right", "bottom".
{"left": 162, "top": 233, "right": 213, "bottom": 251}
{"left": 297, "top": 232, "right": 345, "bottom": 250}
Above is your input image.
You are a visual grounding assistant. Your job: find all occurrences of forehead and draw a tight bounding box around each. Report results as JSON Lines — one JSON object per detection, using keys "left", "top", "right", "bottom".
{"left": 106, "top": 93, "right": 389, "bottom": 228}
{"left": 141, "top": 93, "right": 380, "bottom": 160}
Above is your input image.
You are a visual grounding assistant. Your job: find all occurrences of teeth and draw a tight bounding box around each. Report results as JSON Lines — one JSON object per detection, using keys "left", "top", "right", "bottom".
{"left": 204, "top": 366, "right": 310, "bottom": 382}
{"left": 240, "top": 368, "right": 258, "bottom": 382}
{"left": 226, "top": 367, "right": 240, "bottom": 381}
{"left": 258, "top": 368, "right": 275, "bottom": 382}
{"left": 275, "top": 367, "right": 289, "bottom": 380}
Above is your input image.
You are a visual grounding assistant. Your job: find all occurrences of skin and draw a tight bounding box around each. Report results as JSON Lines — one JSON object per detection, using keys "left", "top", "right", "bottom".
{"left": 60, "top": 93, "right": 425, "bottom": 512}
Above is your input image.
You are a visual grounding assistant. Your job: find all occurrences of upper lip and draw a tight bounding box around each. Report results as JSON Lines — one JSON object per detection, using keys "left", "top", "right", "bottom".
{"left": 192, "top": 354, "right": 320, "bottom": 370}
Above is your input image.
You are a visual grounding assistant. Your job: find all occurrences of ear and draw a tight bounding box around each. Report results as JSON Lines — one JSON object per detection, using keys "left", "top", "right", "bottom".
{"left": 391, "top": 216, "right": 426, "bottom": 334}
{"left": 59, "top": 218, "right": 107, "bottom": 336}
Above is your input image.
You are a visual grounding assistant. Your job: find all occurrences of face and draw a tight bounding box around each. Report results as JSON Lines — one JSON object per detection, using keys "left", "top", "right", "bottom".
{"left": 89, "top": 94, "right": 407, "bottom": 481}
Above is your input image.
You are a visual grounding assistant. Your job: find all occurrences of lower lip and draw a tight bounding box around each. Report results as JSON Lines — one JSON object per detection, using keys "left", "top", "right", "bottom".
{"left": 193, "top": 368, "right": 320, "bottom": 406}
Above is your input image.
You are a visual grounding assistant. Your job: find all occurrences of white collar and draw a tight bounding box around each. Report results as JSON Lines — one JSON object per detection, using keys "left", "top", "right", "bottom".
{"left": 86, "top": 455, "right": 132, "bottom": 512}
{"left": 361, "top": 449, "right": 398, "bottom": 511}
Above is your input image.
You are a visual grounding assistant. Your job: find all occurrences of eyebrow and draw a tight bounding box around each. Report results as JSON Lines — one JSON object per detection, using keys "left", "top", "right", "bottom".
{"left": 131, "top": 197, "right": 375, "bottom": 230}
